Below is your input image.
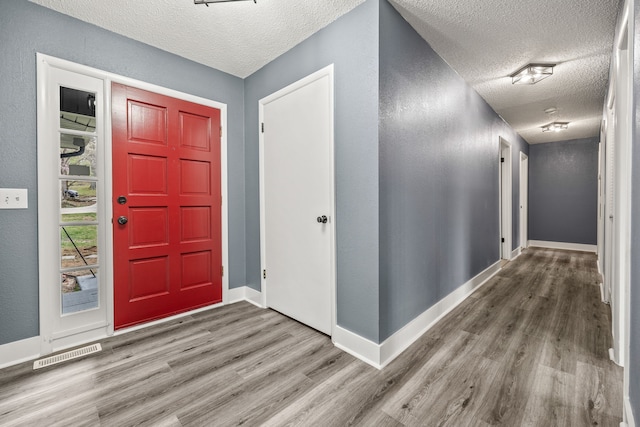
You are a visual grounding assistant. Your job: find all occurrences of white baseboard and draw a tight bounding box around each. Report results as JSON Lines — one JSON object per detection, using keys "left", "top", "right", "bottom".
{"left": 332, "top": 326, "right": 381, "bottom": 369}
{"left": 624, "top": 395, "right": 636, "bottom": 427}
{"left": 0, "top": 336, "right": 41, "bottom": 370}
{"left": 608, "top": 347, "right": 624, "bottom": 367}
{"left": 333, "top": 260, "right": 502, "bottom": 370}
{"left": 511, "top": 247, "right": 522, "bottom": 260}
{"left": 227, "top": 285, "right": 263, "bottom": 308}
{"left": 378, "top": 260, "right": 501, "bottom": 368}
{"left": 528, "top": 240, "right": 597, "bottom": 253}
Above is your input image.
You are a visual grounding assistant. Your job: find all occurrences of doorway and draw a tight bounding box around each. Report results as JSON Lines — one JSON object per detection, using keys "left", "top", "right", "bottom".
{"left": 608, "top": 17, "right": 632, "bottom": 367}
{"left": 112, "top": 84, "right": 223, "bottom": 329}
{"left": 499, "top": 138, "right": 512, "bottom": 261}
{"left": 259, "top": 65, "right": 336, "bottom": 336}
{"left": 37, "top": 54, "right": 229, "bottom": 356}
{"left": 519, "top": 152, "right": 528, "bottom": 251}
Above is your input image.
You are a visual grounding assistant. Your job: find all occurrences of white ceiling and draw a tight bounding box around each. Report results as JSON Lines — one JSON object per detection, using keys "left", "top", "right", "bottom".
{"left": 30, "top": 0, "right": 620, "bottom": 144}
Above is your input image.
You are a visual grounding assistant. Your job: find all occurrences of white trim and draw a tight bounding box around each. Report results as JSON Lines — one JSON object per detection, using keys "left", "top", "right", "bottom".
{"left": 243, "top": 287, "right": 263, "bottom": 308}
{"left": 0, "top": 337, "right": 41, "bottom": 369}
{"left": 499, "top": 138, "right": 513, "bottom": 260}
{"left": 378, "top": 260, "right": 501, "bottom": 368}
{"left": 511, "top": 247, "right": 521, "bottom": 260}
{"left": 600, "top": 282, "right": 608, "bottom": 304}
{"left": 624, "top": 396, "right": 636, "bottom": 427}
{"left": 50, "top": 328, "right": 106, "bottom": 354}
{"left": 333, "top": 260, "right": 501, "bottom": 370}
{"left": 36, "top": 54, "right": 230, "bottom": 347}
{"left": 227, "top": 286, "right": 264, "bottom": 308}
{"left": 333, "top": 327, "right": 382, "bottom": 369}
{"left": 519, "top": 152, "right": 528, "bottom": 250}
{"left": 609, "top": 347, "right": 622, "bottom": 366}
{"left": 528, "top": 240, "right": 597, "bottom": 253}
{"left": 227, "top": 287, "right": 246, "bottom": 304}
{"left": 258, "top": 65, "right": 336, "bottom": 336}
{"left": 37, "top": 56, "right": 108, "bottom": 355}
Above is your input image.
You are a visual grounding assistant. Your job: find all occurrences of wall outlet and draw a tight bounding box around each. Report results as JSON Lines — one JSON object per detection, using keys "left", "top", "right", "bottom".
{"left": 0, "top": 188, "right": 28, "bottom": 209}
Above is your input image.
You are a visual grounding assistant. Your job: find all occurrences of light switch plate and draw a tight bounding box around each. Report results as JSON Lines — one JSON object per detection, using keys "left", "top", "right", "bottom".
{"left": 0, "top": 188, "right": 28, "bottom": 209}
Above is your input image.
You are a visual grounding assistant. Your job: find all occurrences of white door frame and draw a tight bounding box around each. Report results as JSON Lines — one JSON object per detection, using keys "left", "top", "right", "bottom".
{"left": 499, "top": 138, "right": 513, "bottom": 260}
{"left": 607, "top": 7, "right": 632, "bottom": 368}
{"left": 37, "top": 60, "right": 108, "bottom": 354}
{"left": 258, "top": 65, "right": 337, "bottom": 336}
{"left": 596, "top": 133, "right": 605, "bottom": 286}
{"left": 36, "top": 54, "right": 229, "bottom": 356}
{"left": 519, "top": 152, "right": 528, "bottom": 251}
{"left": 602, "top": 2, "right": 634, "bottom": 422}
{"left": 604, "top": 96, "right": 615, "bottom": 307}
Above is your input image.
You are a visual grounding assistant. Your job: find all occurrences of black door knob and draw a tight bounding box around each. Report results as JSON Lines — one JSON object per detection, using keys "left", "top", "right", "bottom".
{"left": 317, "top": 215, "right": 328, "bottom": 224}
{"left": 117, "top": 196, "right": 127, "bottom": 205}
{"left": 117, "top": 216, "right": 128, "bottom": 225}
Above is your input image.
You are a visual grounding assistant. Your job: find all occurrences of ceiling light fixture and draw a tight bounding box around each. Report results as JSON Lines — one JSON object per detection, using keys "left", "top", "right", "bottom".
{"left": 194, "top": 0, "right": 256, "bottom": 6}
{"left": 542, "top": 122, "right": 569, "bottom": 132}
{"left": 511, "top": 63, "right": 555, "bottom": 85}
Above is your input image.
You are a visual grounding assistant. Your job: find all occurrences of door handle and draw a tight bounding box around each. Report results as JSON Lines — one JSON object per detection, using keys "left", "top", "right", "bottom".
{"left": 117, "top": 195, "right": 127, "bottom": 205}
{"left": 317, "top": 215, "right": 328, "bottom": 224}
{"left": 117, "top": 216, "right": 128, "bottom": 225}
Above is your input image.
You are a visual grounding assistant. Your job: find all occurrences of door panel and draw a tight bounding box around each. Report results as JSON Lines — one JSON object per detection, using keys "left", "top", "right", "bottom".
{"left": 262, "top": 72, "right": 333, "bottom": 335}
{"left": 112, "top": 83, "right": 221, "bottom": 329}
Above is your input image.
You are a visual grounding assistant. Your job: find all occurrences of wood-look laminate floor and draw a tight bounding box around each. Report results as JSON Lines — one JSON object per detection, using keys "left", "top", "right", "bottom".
{"left": 0, "top": 248, "right": 622, "bottom": 426}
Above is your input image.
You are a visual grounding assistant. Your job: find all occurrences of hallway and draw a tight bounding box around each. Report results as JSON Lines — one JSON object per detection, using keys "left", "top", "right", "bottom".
{"left": 0, "top": 248, "right": 622, "bottom": 426}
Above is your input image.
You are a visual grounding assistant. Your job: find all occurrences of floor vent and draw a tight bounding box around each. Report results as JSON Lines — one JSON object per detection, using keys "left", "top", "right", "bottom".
{"left": 33, "top": 343, "right": 102, "bottom": 370}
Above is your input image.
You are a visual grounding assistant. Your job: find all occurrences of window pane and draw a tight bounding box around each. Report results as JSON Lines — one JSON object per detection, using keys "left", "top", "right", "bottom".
{"left": 60, "top": 225, "right": 98, "bottom": 269}
{"left": 60, "top": 180, "right": 97, "bottom": 222}
{"left": 61, "top": 268, "right": 99, "bottom": 315}
{"left": 60, "top": 133, "right": 97, "bottom": 177}
{"left": 60, "top": 87, "right": 96, "bottom": 132}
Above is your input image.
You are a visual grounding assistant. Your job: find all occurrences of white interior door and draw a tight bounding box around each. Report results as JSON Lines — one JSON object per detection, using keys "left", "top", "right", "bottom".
{"left": 519, "top": 153, "right": 528, "bottom": 250}
{"left": 597, "top": 138, "right": 605, "bottom": 281}
{"left": 500, "top": 139, "right": 512, "bottom": 260}
{"left": 611, "top": 26, "right": 631, "bottom": 366}
{"left": 259, "top": 66, "right": 335, "bottom": 335}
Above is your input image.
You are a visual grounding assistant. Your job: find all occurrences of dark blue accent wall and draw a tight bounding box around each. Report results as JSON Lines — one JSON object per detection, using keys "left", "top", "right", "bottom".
{"left": 528, "top": 137, "right": 599, "bottom": 245}
{"left": 629, "top": 0, "right": 640, "bottom": 420}
{"left": 0, "top": 1, "right": 245, "bottom": 345}
{"left": 244, "top": 0, "right": 381, "bottom": 341}
{"left": 378, "top": 0, "right": 529, "bottom": 341}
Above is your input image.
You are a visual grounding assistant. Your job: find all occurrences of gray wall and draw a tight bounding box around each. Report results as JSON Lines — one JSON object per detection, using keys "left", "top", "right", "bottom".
{"left": 244, "top": 0, "right": 381, "bottom": 341}
{"left": 0, "top": 0, "right": 533, "bottom": 349}
{"left": 378, "top": 0, "right": 529, "bottom": 341}
{"left": 528, "top": 137, "right": 599, "bottom": 245}
{"left": 0, "top": 1, "right": 245, "bottom": 345}
{"left": 630, "top": 0, "right": 640, "bottom": 419}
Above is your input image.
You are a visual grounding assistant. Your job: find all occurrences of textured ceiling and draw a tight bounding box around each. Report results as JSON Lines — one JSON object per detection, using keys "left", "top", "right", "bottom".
{"left": 30, "top": 0, "right": 620, "bottom": 144}
{"left": 389, "top": 0, "right": 620, "bottom": 143}
{"left": 29, "top": 0, "right": 367, "bottom": 78}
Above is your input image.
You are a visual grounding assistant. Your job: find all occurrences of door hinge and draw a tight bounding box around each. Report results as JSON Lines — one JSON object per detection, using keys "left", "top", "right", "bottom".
{"left": 263, "top": 269, "right": 266, "bottom": 279}
{"left": 501, "top": 157, "right": 505, "bottom": 163}
{"left": 220, "top": 126, "right": 223, "bottom": 138}
{"left": 261, "top": 122, "right": 264, "bottom": 133}
{"left": 221, "top": 266, "right": 224, "bottom": 276}
{"left": 501, "top": 237, "right": 505, "bottom": 243}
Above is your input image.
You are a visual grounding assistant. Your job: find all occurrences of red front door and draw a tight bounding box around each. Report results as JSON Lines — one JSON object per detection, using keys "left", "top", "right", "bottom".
{"left": 112, "top": 83, "right": 222, "bottom": 329}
